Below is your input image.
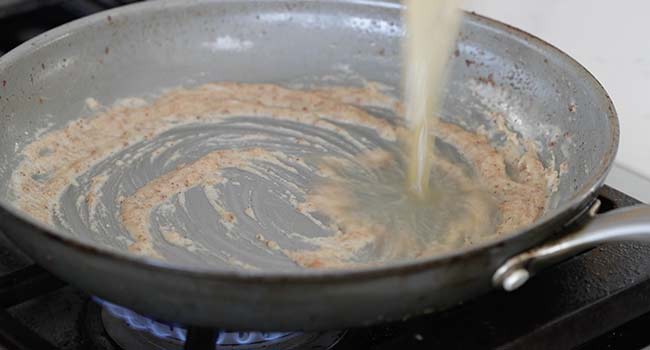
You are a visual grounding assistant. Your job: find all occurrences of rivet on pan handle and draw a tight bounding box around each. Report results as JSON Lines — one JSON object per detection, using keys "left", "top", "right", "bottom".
{"left": 493, "top": 200, "right": 650, "bottom": 291}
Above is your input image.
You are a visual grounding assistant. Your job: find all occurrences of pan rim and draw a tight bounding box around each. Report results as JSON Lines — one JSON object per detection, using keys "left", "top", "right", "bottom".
{"left": 0, "top": 0, "right": 619, "bottom": 282}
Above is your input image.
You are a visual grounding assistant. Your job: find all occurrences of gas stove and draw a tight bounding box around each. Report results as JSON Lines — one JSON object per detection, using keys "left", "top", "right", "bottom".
{"left": 2, "top": 3, "right": 650, "bottom": 350}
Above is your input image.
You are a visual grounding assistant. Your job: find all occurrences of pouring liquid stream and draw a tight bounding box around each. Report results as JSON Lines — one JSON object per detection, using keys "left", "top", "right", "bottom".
{"left": 291, "top": 0, "right": 497, "bottom": 265}
{"left": 403, "top": 0, "right": 462, "bottom": 196}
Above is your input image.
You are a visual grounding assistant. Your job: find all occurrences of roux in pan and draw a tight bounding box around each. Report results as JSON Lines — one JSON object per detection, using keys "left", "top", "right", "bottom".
{"left": 9, "top": 83, "right": 556, "bottom": 269}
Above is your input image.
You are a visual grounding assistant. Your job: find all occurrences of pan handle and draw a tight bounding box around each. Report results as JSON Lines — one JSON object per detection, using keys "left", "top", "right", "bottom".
{"left": 492, "top": 202, "right": 650, "bottom": 291}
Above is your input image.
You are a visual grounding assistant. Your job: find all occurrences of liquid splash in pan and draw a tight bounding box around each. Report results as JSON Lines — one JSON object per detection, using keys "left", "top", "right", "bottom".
{"left": 9, "top": 83, "right": 555, "bottom": 270}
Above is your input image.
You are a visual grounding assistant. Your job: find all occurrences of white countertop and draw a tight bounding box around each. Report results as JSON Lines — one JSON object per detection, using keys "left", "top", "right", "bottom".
{"left": 464, "top": 0, "right": 650, "bottom": 202}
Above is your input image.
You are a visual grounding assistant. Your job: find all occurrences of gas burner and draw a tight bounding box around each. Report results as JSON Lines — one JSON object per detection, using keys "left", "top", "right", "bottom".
{"left": 93, "top": 298, "right": 345, "bottom": 350}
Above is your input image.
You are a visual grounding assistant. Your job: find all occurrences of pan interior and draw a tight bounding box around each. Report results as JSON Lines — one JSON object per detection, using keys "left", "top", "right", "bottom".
{"left": 9, "top": 81, "right": 510, "bottom": 271}
{"left": 0, "top": 1, "right": 617, "bottom": 271}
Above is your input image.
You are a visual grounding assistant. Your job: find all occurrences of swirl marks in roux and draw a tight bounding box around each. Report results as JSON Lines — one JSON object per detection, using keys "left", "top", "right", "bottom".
{"left": 9, "top": 83, "right": 555, "bottom": 270}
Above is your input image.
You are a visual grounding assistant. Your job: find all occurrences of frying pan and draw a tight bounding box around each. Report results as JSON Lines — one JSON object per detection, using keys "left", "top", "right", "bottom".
{"left": 0, "top": 0, "right": 648, "bottom": 331}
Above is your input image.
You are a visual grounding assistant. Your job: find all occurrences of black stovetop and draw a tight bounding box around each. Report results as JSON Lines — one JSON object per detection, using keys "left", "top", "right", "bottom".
{"left": 2, "top": 3, "right": 650, "bottom": 350}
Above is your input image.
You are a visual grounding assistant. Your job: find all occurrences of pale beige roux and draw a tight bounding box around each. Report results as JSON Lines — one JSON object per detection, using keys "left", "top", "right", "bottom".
{"left": 9, "top": 83, "right": 555, "bottom": 269}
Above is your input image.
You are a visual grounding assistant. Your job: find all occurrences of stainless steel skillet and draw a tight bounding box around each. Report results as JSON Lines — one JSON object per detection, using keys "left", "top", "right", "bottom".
{"left": 0, "top": 0, "right": 647, "bottom": 331}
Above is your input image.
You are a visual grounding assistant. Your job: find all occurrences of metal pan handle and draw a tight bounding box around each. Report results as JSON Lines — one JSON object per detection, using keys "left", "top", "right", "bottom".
{"left": 493, "top": 202, "right": 650, "bottom": 291}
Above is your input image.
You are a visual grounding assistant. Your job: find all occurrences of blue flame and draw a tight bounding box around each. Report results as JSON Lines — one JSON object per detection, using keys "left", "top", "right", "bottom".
{"left": 93, "top": 297, "right": 292, "bottom": 345}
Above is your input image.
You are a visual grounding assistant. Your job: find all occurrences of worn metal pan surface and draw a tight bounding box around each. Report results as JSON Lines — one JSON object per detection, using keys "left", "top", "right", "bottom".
{"left": 0, "top": 0, "right": 645, "bottom": 331}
